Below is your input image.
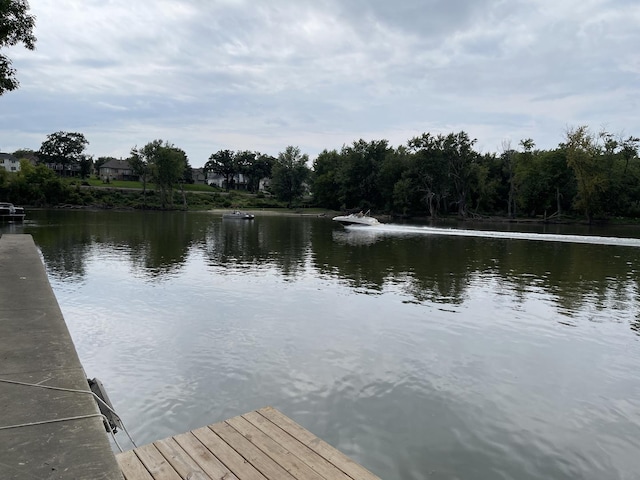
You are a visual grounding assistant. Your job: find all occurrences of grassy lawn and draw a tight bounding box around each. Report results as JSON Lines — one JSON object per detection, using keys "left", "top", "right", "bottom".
{"left": 58, "top": 177, "right": 297, "bottom": 210}
{"left": 67, "top": 177, "right": 221, "bottom": 192}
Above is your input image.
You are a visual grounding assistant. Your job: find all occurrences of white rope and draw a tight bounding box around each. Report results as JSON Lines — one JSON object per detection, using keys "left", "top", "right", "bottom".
{"left": 0, "top": 412, "right": 124, "bottom": 452}
{"left": 0, "top": 413, "right": 104, "bottom": 430}
{"left": 0, "top": 378, "right": 137, "bottom": 449}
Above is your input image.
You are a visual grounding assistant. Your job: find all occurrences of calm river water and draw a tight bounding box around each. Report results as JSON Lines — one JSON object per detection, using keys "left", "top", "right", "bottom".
{"left": 4, "top": 210, "right": 640, "bottom": 480}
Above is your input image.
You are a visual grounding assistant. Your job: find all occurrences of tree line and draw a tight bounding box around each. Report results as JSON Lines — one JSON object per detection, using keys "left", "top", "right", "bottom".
{"left": 2, "top": 131, "right": 312, "bottom": 209}
{"left": 3, "top": 126, "right": 640, "bottom": 221}
{"left": 312, "top": 127, "right": 640, "bottom": 222}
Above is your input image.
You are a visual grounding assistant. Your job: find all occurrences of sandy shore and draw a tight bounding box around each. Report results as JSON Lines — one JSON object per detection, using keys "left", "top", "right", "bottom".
{"left": 207, "top": 208, "right": 337, "bottom": 217}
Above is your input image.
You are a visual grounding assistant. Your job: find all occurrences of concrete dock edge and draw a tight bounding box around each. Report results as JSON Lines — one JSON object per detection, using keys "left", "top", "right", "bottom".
{"left": 0, "top": 234, "right": 123, "bottom": 480}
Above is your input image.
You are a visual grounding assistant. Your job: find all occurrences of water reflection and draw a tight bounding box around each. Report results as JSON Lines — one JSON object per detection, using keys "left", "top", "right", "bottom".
{"left": 8, "top": 210, "right": 640, "bottom": 334}
{"left": 7, "top": 211, "right": 640, "bottom": 479}
{"left": 202, "top": 216, "right": 312, "bottom": 277}
{"left": 316, "top": 223, "right": 640, "bottom": 331}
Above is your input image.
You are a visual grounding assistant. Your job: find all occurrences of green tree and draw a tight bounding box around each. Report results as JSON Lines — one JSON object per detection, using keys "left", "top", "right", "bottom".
{"left": 0, "top": 0, "right": 36, "bottom": 95}
{"left": 130, "top": 140, "right": 187, "bottom": 209}
{"left": 12, "top": 147, "right": 35, "bottom": 159}
{"left": 564, "top": 126, "right": 609, "bottom": 223}
{"left": 37, "top": 131, "right": 89, "bottom": 176}
{"left": 378, "top": 146, "right": 409, "bottom": 213}
{"left": 392, "top": 177, "right": 414, "bottom": 216}
{"left": 600, "top": 134, "right": 640, "bottom": 217}
{"left": 130, "top": 140, "right": 160, "bottom": 204}
{"left": 78, "top": 155, "right": 92, "bottom": 179}
{"left": 182, "top": 156, "right": 194, "bottom": 184}
{"left": 337, "top": 139, "right": 390, "bottom": 210}
{"left": 443, "top": 131, "right": 479, "bottom": 217}
{"left": 271, "top": 146, "right": 310, "bottom": 206}
{"left": 470, "top": 153, "right": 501, "bottom": 215}
{"left": 500, "top": 140, "right": 518, "bottom": 218}
{"left": 311, "top": 149, "right": 341, "bottom": 209}
{"left": 0, "top": 164, "right": 8, "bottom": 198}
{"left": 150, "top": 142, "right": 187, "bottom": 209}
{"left": 204, "top": 149, "right": 236, "bottom": 191}
{"left": 620, "top": 136, "right": 640, "bottom": 176}
{"left": 9, "top": 160, "right": 69, "bottom": 205}
{"left": 406, "top": 133, "right": 451, "bottom": 217}
{"left": 237, "top": 151, "right": 274, "bottom": 193}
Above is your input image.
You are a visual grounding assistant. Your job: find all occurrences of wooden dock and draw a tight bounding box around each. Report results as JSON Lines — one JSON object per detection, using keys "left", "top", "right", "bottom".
{"left": 116, "top": 406, "right": 380, "bottom": 480}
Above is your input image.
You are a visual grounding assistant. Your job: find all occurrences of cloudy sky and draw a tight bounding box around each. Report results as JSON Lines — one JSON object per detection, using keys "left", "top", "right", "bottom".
{"left": 1, "top": 0, "right": 638, "bottom": 167}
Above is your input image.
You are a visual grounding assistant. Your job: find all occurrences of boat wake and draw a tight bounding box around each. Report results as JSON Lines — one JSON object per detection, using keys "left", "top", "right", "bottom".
{"left": 343, "top": 224, "right": 640, "bottom": 248}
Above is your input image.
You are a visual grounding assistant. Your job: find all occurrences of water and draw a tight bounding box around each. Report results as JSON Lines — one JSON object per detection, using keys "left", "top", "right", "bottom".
{"left": 4, "top": 210, "right": 640, "bottom": 479}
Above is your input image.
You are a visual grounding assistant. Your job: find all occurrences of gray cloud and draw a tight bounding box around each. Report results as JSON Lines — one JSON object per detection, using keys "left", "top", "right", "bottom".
{"left": 1, "top": 0, "right": 638, "bottom": 165}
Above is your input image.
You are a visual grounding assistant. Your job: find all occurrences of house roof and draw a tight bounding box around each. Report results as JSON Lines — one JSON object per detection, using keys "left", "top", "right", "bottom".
{"left": 0, "top": 153, "right": 19, "bottom": 162}
{"left": 99, "top": 158, "right": 131, "bottom": 170}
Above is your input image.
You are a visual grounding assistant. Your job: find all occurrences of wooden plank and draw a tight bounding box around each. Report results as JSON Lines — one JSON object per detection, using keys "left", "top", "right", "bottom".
{"left": 153, "top": 437, "right": 211, "bottom": 480}
{"left": 117, "top": 450, "right": 154, "bottom": 480}
{"left": 191, "top": 425, "right": 267, "bottom": 480}
{"left": 210, "top": 421, "right": 296, "bottom": 480}
{"left": 172, "top": 431, "right": 239, "bottom": 480}
{"left": 257, "top": 407, "right": 380, "bottom": 480}
{"left": 226, "top": 415, "right": 325, "bottom": 480}
{"left": 134, "top": 443, "right": 183, "bottom": 480}
{"left": 242, "top": 411, "right": 352, "bottom": 480}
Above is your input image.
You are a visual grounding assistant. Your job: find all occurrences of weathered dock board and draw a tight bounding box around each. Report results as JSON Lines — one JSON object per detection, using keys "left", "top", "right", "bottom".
{"left": 0, "top": 234, "right": 123, "bottom": 479}
{"left": 116, "top": 406, "right": 381, "bottom": 480}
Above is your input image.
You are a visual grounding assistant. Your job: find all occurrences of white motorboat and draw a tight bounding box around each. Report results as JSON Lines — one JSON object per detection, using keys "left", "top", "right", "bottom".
{"left": 0, "top": 202, "right": 25, "bottom": 222}
{"left": 222, "top": 210, "right": 255, "bottom": 220}
{"left": 332, "top": 210, "right": 380, "bottom": 226}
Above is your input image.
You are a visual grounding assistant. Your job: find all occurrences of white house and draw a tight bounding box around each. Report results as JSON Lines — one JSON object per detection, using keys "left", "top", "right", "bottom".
{"left": 206, "top": 172, "right": 249, "bottom": 189}
{"left": 205, "top": 171, "right": 272, "bottom": 192}
{"left": 0, "top": 153, "right": 20, "bottom": 172}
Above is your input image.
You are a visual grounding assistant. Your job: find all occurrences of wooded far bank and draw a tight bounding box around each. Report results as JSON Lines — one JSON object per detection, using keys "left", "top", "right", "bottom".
{"left": 1, "top": 126, "right": 639, "bottom": 223}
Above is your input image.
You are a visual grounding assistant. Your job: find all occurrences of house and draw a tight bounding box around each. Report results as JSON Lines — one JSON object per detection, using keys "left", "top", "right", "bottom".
{"left": 206, "top": 172, "right": 250, "bottom": 190}
{"left": 205, "top": 171, "right": 272, "bottom": 191}
{"left": 99, "top": 158, "right": 136, "bottom": 181}
{"left": 192, "top": 168, "right": 207, "bottom": 185}
{"left": 44, "top": 162, "right": 82, "bottom": 176}
{"left": 0, "top": 153, "right": 20, "bottom": 172}
{"left": 259, "top": 177, "right": 271, "bottom": 192}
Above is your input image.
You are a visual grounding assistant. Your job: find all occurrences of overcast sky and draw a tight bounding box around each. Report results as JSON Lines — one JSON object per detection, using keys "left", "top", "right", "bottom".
{"left": 1, "top": 0, "right": 638, "bottom": 167}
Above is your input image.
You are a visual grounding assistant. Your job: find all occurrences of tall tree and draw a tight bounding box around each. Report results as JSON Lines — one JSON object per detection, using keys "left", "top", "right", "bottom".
{"left": 130, "top": 140, "right": 161, "bottom": 204}
{"left": 37, "top": 131, "right": 89, "bottom": 176}
{"left": 12, "top": 147, "right": 35, "bottom": 158}
{"left": 151, "top": 143, "right": 187, "bottom": 209}
{"left": 182, "top": 156, "right": 193, "bottom": 184}
{"left": 620, "top": 135, "right": 640, "bottom": 176}
{"left": 377, "top": 146, "right": 409, "bottom": 213}
{"left": 443, "top": 131, "right": 478, "bottom": 217}
{"left": 564, "top": 126, "right": 609, "bottom": 223}
{"left": 131, "top": 140, "right": 187, "bottom": 209}
{"left": 233, "top": 150, "right": 255, "bottom": 191}
{"left": 407, "top": 133, "right": 450, "bottom": 218}
{"left": 271, "top": 146, "right": 310, "bottom": 206}
{"left": 204, "top": 149, "right": 236, "bottom": 191}
{"left": 78, "top": 155, "right": 92, "bottom": 179}
{"left": 337, "top": 139, "right": 390, "bottom": 210}
{"left": 238, "top": 151, "right": 274, "bottom": 193}
{"left": 312, "top": 149, "right": 341, "bottom": 210}
{"left": 0, "top": 0, "right": 36, "bottom": 95}
{"left": 500, "top": 140, "right": 517, "bottom": 218}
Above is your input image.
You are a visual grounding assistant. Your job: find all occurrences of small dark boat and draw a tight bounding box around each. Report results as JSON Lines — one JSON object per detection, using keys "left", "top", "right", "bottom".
{"left": 0, "top": 202, "right": 25, "bottom": 222}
